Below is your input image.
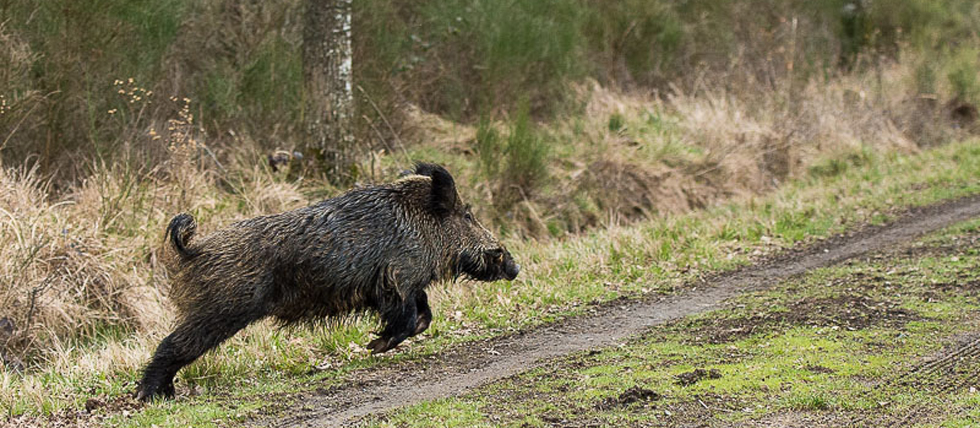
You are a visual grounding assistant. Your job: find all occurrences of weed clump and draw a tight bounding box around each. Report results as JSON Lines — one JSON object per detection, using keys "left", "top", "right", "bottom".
{"left": 475, "top": 103, "right": 550, "bottom": 220}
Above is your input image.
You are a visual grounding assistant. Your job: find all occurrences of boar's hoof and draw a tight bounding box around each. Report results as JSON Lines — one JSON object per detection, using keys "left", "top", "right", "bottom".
{"left": 413, "top": 315, "right": 432, "bottom": 336}
{"left": 135, "top": 381, "right": 175, "bottom": 402}
{"left": 368, "top": 337, "right": 395, "bottom": 354}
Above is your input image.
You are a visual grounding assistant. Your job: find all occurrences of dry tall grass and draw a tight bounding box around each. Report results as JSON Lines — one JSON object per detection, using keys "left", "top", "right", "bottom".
{"left": 428, "top": 55, "right": 967, "bottom": 237}
{"left": 0, "top": 88, "right": 312, "bottom": 366}
{"left": 0, "top": 45, "right": 977, "bottom": 418}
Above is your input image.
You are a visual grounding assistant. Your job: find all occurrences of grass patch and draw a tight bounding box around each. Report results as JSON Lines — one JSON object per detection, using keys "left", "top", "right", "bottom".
{"left": 364, "top": 214, "right": 980, "bottom": 427}
{"left": 3, "top": 139, "right": 980, "bottom": 425}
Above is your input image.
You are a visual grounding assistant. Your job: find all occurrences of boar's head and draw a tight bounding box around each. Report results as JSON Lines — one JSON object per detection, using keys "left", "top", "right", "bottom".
{"left": 414, "top": 163, "right": 520, "bottom": 282}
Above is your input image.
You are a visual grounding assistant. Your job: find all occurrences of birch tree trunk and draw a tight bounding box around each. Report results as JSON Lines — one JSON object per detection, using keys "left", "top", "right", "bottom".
{"left": 303, "top": 0, "right": 355, "bottom": 182}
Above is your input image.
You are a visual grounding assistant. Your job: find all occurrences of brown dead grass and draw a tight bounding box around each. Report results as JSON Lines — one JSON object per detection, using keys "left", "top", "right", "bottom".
{"left": 0, "top": 141, "right": 310, "bottom": 371}
{"left": 401, "top": 54, "right": 973, "bottom": 238}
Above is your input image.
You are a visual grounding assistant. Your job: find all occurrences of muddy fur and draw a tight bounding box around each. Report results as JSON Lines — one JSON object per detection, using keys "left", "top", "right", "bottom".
{"left": 136, "top": 163, "right": 519, "bottom": 401}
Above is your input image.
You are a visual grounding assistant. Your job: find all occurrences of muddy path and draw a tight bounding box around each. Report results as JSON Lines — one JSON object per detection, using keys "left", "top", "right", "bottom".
{"left": 262, "top": 195, "right": 980, "bottom": 427}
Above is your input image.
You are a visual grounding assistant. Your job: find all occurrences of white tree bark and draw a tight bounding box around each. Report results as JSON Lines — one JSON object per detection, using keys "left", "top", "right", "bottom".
{"left": 303, "top": 0, "right": 355, "bottom": 181}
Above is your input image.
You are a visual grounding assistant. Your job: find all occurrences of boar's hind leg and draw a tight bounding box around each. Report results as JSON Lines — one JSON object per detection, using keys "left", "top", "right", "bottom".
{"left": 413, "top": 291, "right": 432, "bottom": 336}
{"left": 137, "top": 312, "right": 258, "bottom": 401}
{"left": 368, "top": 292, "right": 419, "bottom": 354}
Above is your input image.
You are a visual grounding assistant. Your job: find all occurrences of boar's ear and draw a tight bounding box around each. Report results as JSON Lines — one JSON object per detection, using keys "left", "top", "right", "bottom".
{"left": 414, "top": 162, "right": 457, "bottom": 217}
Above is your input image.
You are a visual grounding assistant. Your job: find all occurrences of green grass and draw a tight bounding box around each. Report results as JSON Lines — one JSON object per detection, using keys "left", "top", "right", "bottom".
{"left": 6, "top": 138, "right": 980, "bottom": 426}
{"left": 378, "top": 399, "right": 492, "bottom": 428}
{"left": 363, "top": 216, "right": 980, "bottom": 427}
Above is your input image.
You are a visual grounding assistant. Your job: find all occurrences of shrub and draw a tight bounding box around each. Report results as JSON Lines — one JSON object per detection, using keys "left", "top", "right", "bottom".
{"left": 499, "top": 102, "right": 549, "bottom": 206}
{"left": 946, "top": 47, "right": 980, "bottom": 105}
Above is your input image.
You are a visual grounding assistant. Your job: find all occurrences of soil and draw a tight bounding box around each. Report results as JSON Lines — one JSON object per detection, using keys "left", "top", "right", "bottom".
{"left": 4, "top": 394, "right": 143, "bottom": 428}
{"left": 254, "top": 195, "right": 980, "bottom": 428}
{"left": 595, "top": 387, "right": 663, "bottom": 410}
{"left": 674, "top": 368, "right": 723, "bottom": 386}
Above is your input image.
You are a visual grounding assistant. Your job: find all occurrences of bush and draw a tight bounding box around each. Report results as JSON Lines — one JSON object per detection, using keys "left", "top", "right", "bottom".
{"left": 474, "top": 103, "right": 550, "bottom": 213}
{"left": 501, "top": 102, "right": 549, "bottom": 200}
{"left": 946, "top": 47, "right": 980, "bottom": 105}
{"left": 358, "top": 0, "right": 585, "bottom": 119}
{"left": 475, "top": 117, "right": 502, "bottom": 179}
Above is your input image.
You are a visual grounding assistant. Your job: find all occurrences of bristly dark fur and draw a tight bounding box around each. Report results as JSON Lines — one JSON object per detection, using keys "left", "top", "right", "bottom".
{"left": 165, "top": 213, "right": 197, "bottom": 258}
{"left": 136, "top": 163, "right": 519, "bottom": 401}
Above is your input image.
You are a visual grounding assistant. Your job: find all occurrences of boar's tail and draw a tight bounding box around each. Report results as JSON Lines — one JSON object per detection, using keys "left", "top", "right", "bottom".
{"left": 166, "top": 213, "right": 198, "bottom": 259}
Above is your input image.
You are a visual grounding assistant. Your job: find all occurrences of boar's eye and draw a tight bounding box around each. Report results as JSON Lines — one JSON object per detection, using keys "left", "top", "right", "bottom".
{"left": 464, "top": 212, "right": 473, "bottom": 221}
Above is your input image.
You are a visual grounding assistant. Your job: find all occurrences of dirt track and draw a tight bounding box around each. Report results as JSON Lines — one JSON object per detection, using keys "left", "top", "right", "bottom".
{"left": 260, "top": 195, "right": 980, "bottom": 427}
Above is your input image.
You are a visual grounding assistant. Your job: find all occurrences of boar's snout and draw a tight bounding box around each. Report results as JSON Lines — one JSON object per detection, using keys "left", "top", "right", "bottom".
{"left": 490, "top": 248, "right": 520, "bottom": 281}
{"left": 459, "top": 247, "right": 520, "bottom": 282}
{"left": 503, "top": 256, "right": 520, "bottom": 280}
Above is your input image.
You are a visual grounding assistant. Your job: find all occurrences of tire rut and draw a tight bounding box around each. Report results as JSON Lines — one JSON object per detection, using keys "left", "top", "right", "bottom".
{"left": 838, "top": 333, "right": 980, "bottom": 428}
{"left": 260, "top": 195, "right": 980, "bottom": 428}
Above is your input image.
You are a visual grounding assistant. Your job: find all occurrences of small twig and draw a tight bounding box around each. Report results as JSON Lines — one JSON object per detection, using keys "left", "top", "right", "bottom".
{"left": 25, "top": 277, "right": 51, "bottom": 331}
{"left": 197, "top": 142, "right": 227, "bottom": 175}
{"left": 356, "top": 85, "right": 412, "bottom": 165}
{"left": 616, "top": 20, "right": 638, "bottom": 52}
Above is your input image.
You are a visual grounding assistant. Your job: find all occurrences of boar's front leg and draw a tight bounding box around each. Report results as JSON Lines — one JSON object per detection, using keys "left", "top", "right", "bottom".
{"left": 368, "top": 291, "right": 418, "bottom": 354}
{"left": 413, "top": 291, "right": 432, "bottom": 336}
